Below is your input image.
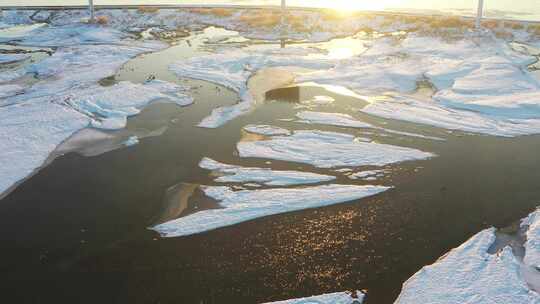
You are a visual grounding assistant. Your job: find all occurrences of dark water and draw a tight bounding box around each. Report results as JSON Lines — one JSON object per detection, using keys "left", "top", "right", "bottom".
{"left": 2, "top": 30, "right": 540, "bottom": 304}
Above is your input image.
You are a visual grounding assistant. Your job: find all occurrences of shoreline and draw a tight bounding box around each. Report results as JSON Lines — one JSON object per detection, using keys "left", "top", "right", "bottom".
{"left": 1, "top": 4, "right": 539, "bottom": 25}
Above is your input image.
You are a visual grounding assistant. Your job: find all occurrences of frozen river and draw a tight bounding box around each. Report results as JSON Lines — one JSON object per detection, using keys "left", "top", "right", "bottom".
{"left": 1, "top": 7, "right": 540, "bottom": 304}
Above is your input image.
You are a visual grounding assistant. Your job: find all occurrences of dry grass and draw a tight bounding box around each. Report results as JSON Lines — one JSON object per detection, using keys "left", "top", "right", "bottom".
{"left": 188, "top": 8, "right": 235, "bottom": 17}
{"left": 504, "top": 21, "right": 525, "bottom": 30}
{"left": 137, "top": 6, "right": 159, "bottom": 14}
{"left": 238, "top": 10, "right": 282, "bottom": 28}
{"left": 427, "top": 16, "right": 474, "bottom": 29}
{"left": 493, "top": 30, "right": 513, "bottom": 39}
{"left": 482, "top": 19, "right": 500, "bottom": 29}
{"left": 528, "top": 24, "right": 540, "bottom": 36}
{"left": 96, "top": 15, "right": 108, "bottom": 25}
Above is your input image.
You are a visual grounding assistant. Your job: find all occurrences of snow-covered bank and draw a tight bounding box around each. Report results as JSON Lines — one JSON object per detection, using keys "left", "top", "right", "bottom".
{"left": 395, "top": 209, "right": 540, "bottom": 304}
{"left": 238, "top": 128, "right": 434, "bottom": 169}
{"left": 262, "top": 291, "right": 364, "bottom": 304}
{"left": 151, "top": 184, "right": 389, "bottom": 238}
{"left": 0, "top": 23, "right": 190, "bottom": 196}
{"left": 199, "top": 157, "right": 335, "bottom": 186}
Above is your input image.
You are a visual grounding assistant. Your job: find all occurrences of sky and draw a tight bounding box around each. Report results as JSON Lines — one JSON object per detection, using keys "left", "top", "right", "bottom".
{"left": 1, "top": 0, "right": 539, "bottom": 20}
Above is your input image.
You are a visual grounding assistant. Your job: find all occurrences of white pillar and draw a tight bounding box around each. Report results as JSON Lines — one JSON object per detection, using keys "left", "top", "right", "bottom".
{"left": 476, "top": 0, "right": 484, "bottom": 29}
{"left": 89, "top": 0, "right": 95, "bottom": 23}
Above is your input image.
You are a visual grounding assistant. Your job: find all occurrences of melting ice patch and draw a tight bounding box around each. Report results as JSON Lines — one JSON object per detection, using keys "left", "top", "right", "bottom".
{"left": 262, "top": 291, "right": 364, "bottom": 304}
{"left": 238, "top": 129, "right": 434, "bottom": 168}
{"left": 169, "top": 47, "right": 333, "bottom": 128}
{"left": 62, "top": 80, "right": 192, "bottom": 130}
{"left": 151, "top": 184, "right": 389, "bottom": 237}
{"left": 199, "top": 157, "right": 335, "bottom": 186}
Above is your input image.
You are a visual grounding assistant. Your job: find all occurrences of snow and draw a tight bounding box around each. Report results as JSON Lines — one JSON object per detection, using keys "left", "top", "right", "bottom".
{"left": 238, "top": 129, "right": 434, "bottom": 169}
{"left": 0, "top": 101, "right": 89, "bottom": 196}
{"left": 243, "top": 124, "right": 291, "bottom": 136}
{"left": 18, "top": 24, "right": 126, "bottom": 47}
{"left": 199, "top": 157, "right": 335, "bottom": 186}
{"left": 151, "top": 184, "right": 390, "bottom": 238}
{"left": 0, "top": 53, "right": 30, "bottom": 64}
{"left": 143, "top": 79, "right": 193, "bottom": 106}
{"left": 523, "top": 209, "right": 540, "bottom": 269}
{"left": 0, "top": 23, "right": 182, "bottom": 196}
{"left": 395, "top": 227, "right": 540, "bottom": 304}
{"left": 0, "top": 23, "right": 45, "bottom": 42}
{"left": 0, "top": 84, "right": 23, "bottom": 99}
{"left": 295, "top": 35, "right": 540, "bottom": 137}
{"left": 295, "top": 111, "right": 375, "bottom": 129}
{"left": 262, "top": 291, "right": 364, "bottom": 304}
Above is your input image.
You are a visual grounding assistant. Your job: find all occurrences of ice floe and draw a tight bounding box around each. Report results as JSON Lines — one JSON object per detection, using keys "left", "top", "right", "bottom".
{"left": 396, "top": 208, "right": 540, "bottom": 304}
{"left": 199, "top": 157, "right": 335, "bottom": 186}
{"left": 243, "top": 124, "right": 291, "bottom": 136}
{"left": 238, "top": 129, "right": 434, "bottom": 168}
{"left": 295, "top": 111, "right": 444, "bottom": 140}
{"left": 55, "top": 80, "right": 191, "bottom": 130}
{"left": 151, "top": 184, "right": 390, "bottom": 237}
{"left": 170, "top": 47, "right": 333, "bottom": 128}
{"left": 395, "top": 227, "right": 540, "bottom": 304}
{"left": 523, "top": 209, "right": 540, "bottom": 269}
{"left": 296, "top": 35, "right": 540, "bottom": 137}
{"left": 262, "top": 291, "right": 364, "bottom": 304}
{"left": 295, "top": 111, "right": 375, "bottom": 128}
{"left": 362, "top": 95, "right": 540, "bottom": 137}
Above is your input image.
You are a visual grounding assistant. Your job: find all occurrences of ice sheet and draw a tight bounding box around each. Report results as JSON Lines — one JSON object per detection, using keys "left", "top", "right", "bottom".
{"left": 262, "top": 291, "right": 364, "bottom": 304}
{"left": 151, "top": 184, "right": 389, "bottom": 237}
{"left": 295, "top": 111, "right": 375, "bottom": 128}
{"left": 200, "top": 157, "right": 335, "bottom": 186}
{"left": 243, "top": 124, "right": 291, "bottom": 136}
{"left": 395, "top": 228, "right": 540, "bottom": 304}
{"left": 238, "top": 129, "right": 434, "bottom": 168}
